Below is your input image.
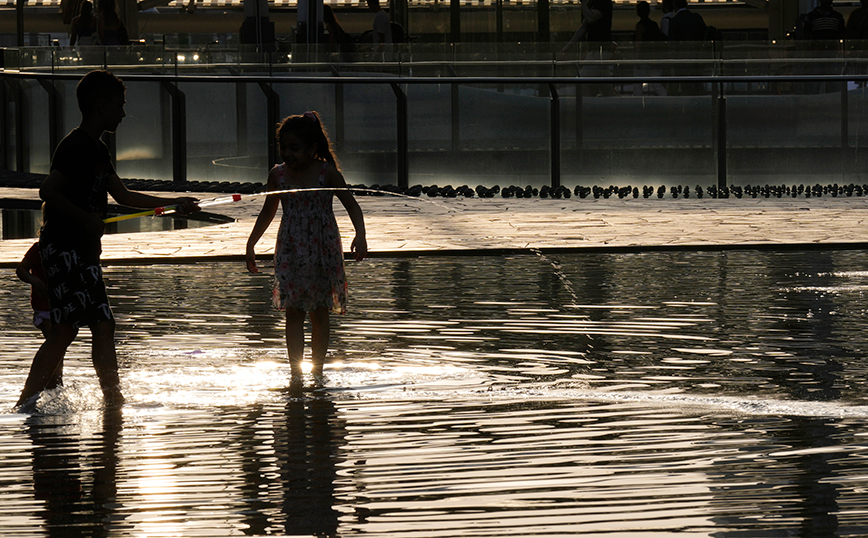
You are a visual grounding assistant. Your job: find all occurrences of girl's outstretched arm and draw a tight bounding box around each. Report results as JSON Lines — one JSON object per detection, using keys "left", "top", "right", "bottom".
{"left": 246, "top": 167, "right": 281, "bottom": 273}
{"left": 328, "top": 167, "right": 367, "bottom": 261}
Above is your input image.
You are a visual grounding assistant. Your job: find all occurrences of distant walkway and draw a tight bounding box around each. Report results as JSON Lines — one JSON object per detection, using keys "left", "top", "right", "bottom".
{"left": 1, "top": 185, "right": 867, "bottom": 267}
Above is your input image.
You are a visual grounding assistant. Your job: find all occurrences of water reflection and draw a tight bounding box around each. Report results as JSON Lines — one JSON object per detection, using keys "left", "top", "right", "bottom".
{"left": 26, "top": 407, "right": 123, "bottom": 538}
{"left": 2, "top": 251, "right": 868, "bottom": 536}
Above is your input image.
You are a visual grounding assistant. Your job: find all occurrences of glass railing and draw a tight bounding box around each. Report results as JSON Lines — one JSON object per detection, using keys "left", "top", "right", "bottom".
{"left": 3, "top": 41, "right": 868, "bottom": 190}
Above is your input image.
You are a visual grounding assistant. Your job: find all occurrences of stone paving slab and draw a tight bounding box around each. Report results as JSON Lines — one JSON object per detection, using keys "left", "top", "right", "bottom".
{"left": 1, "top": 187, "right": 868, "bottom": 267}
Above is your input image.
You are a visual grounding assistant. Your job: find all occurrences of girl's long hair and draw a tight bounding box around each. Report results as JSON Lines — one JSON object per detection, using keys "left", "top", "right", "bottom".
{"left": 276, "top": 111, "right": 340, "bottom": 171}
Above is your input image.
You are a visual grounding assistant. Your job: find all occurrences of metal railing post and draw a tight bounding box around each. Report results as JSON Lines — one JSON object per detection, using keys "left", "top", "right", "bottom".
{"left": 228, "top": 68, "right": 248, "bottom": 158}
{"left": 842, "top": 79, "right": 850, "bottom": 177}
{"left": 0, "top": 77, "right": 8, "bottom": 170}
{"left": 451, "top": 82, "right": 460, "bottom": 164}
{"left": 161, "top": 81, "right": 187, "bottom": 184}
{"left": 7, "top": 78, "right": 26, "bottom": 172}
{"left": 449, "top": 64, "right": 460, "bottom": 163}
{"left": 37, "top": 78, "right": 62, "bottom": 155}
{"left": 549, "top": 82, "right": 560, "bottom": 189}
{"left": 575, "top": 63, "right": 583, "bottom": 152}
{"left": 715, "top": 82, "right": 727, "bottom": 189}
{"left": 390, "top": 82, "right": 409, "bottom": 189}
{"left": 258, "top": 82, "right": 280, "bottom": 167}
{"left": 236, "top": 81, "right": 248, "bottom": 157}
{"left": 331, "top": 66, "right": 345, "bottom": 149}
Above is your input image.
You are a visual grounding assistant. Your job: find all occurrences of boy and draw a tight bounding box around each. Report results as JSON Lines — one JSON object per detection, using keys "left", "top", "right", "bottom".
{"left": 15, "top": 70, "right": 199, "bottom": 409}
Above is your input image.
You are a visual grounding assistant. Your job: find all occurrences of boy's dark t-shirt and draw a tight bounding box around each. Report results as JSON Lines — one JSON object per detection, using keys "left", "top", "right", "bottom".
{"left": 44, "top": 128, "right": 113, "bottom": 260}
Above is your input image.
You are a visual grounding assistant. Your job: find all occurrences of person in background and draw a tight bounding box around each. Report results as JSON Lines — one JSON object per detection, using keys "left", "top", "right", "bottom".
{"left": 559, "top": 0, "right": 613, "bottom": 53}
{"left": 667, "top": 0, "right": 707, "bottom": 41}
{"left": 69, "top": 0, "right": 97, "bottom": 46}
{"left": 97, "top": 0, "right": 129, "bottom": 45}
{"left": 324, "top": 4, "right": 356, "bottom": 59}
{"left": 660, "top": 0, "right": 675, "bottom": 37}
{"left": 803, "top": 0, "right": 845, "bottom": 40}
{"left": 634, "top": 0, "right": 667, "bottom": 96}
{"left": 847, "top": 0, "right": 868, "bottom": 40}
{"left": 368, "top": 0, "right": 392, "bottom": 52}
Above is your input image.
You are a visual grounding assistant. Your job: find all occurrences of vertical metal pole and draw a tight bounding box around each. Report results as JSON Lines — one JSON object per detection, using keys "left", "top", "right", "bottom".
{"left": 236, "top": 81, "right": 248, "bottom": 157}
{"left": 16, "top": 0, "right": 25, "bottom": 47}
{"left": 550, "top": 83, "right": 560, "bottom": 189}
{"left": 0, "top": 78, "right": 8, "bottom": 170}
{"left": 496, "top": 0, "right": 503, "bottom": 44}
{"left": 331, "top": 67, "right": 345, "bottom": 148}
{"left": 538, "top": 0, "right": 550, "bottom": 43}
{"left": 229, "top": 68, "right": 249, "bottom": 158}
{"left": 575, "top": 89, "right": 583, "bottom": 152}
{"left": 258, "top": 82, "right": 280, "bottom": 166}
{"left": 451, "top": 81, "right": 460, "bottom": 156}
{"left": 716, "top": 84, "right": 727, "bottom": 189}
{"left": 10, "top": 78, "right": 26, "bottom": 172}
{"left": 842, "top": 79, "right": 850, "bottom": 177}
{"left": 393, "top": 0, "right": 409, "bottom": 38}
{"left": 37, "top": 79, "right": 62, "bottom": 156}
{"left": 161, "top": 81, "right": 187, "bottom": 183}
{"left": 450, "top": 0, "right": 461, "bottom": 44}
{"left": 390, "top": 82, "right": 409, "bottom": 189}
{"left": 335, "top": 81, "right": 345, "bottom": 148}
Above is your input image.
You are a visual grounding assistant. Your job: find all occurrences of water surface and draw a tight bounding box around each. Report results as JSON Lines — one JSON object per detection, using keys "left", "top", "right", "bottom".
{"left": 2, "top": 251, "right": 868, "bottom": 537}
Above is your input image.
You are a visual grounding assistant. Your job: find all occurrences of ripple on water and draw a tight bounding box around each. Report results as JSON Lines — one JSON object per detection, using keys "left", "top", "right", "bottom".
{"left": 2, "top": 252, "right": 868, "bottom": 536}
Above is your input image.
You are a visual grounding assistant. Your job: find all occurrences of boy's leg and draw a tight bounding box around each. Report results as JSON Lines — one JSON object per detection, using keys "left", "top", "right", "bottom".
{"left": 35, "top": 318, "right": 60, "bottom": 388}
{"left": 309, "top": 306, "right": 330, "bottom": 377}
{"left": 285, "top": 308, "right": 306, "bottom": 377}
{"left": 16, "top": 322, "right": 77, "bottom": 407}
{"left": 90, "top": 319, "right": 124, "bottom": 406}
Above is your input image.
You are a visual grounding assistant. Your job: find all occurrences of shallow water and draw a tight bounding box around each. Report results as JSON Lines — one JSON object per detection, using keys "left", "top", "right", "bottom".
{"left": 3, "top": 251, "right": 868, "bottom": 537}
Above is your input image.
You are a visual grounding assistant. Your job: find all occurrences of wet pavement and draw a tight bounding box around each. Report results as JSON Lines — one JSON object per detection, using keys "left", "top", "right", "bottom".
{"left": 1, "top": 183, "right": 868, "bottom": 267}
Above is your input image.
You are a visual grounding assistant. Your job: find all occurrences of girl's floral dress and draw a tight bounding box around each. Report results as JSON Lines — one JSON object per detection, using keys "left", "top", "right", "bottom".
{"left": 272, "top": 161, "right": 347, "bottom": 314}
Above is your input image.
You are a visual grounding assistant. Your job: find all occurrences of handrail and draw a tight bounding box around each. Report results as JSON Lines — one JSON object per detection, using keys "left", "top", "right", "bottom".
{"left": 5, "top": 69, "right": 868, "bottom": 85}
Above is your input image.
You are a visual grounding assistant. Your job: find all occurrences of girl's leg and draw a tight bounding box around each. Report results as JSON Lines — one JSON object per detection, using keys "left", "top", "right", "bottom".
{"left": 309, "top": 306, "right": 330, "bottom": 377}
{"left": 285, "top": 308, "right": 306, "bottom": 377}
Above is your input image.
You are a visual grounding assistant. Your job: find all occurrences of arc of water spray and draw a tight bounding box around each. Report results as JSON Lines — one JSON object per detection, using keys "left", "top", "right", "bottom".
{"left": 103, "top": 188, "right": 458, "bottom": 224}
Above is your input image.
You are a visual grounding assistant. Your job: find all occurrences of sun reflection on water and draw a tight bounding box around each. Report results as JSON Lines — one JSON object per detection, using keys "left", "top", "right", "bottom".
{"left": 5, "top": 252, "right": 868, "bottom": 536}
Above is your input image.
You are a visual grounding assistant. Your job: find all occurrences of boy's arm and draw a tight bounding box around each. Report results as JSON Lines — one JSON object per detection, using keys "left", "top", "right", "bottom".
{"left": 41, "top": 169, "right": 105, "bottom": 236}
{"left": 107, "top": 175, "right": 199, "bottom": 214}
{"left": 328, "top": 168, "right": 367, "bottom": 261}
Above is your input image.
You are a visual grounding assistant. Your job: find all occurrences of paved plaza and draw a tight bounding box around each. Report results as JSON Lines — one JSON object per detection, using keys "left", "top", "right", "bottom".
{"left": 1, "top": 184, "right": 868, "bottom": 267}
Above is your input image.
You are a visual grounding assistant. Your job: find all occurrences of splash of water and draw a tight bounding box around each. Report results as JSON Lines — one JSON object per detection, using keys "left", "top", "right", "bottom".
{"left": 529, "top": 248, "right": 580, "bottom": 305}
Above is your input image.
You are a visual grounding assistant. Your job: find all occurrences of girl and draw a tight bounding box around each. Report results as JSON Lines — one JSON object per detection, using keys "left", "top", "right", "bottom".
{"left": 246, "top": 111, "right": 367, "bottom": 380}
